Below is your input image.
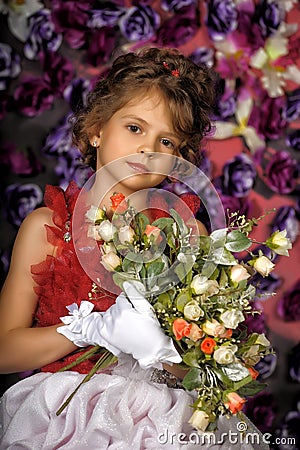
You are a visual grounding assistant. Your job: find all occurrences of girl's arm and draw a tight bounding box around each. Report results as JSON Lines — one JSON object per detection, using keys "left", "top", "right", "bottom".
{"left": 0, "top": 207, "right": 76, "bottom": 374}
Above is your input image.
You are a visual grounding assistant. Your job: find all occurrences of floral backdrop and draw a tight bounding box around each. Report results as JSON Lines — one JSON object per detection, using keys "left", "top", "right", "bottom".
{"left": 0, "top": 0, "right": 299, "bottom": 447}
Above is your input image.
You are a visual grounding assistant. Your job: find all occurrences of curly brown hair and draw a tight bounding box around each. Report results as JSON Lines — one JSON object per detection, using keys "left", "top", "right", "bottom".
{"left": 72, "top": 47, "right": 216, "bottom": 170}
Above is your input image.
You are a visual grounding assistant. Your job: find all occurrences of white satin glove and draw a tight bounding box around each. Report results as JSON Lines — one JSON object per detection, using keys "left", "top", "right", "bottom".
{"left": 57, "top": 281, "right": 182, "bottom": 369}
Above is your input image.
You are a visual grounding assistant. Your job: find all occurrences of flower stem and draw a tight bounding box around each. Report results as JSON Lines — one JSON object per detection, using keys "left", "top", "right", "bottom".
{"left": 56, "top": 350, "right": 117, "bottom": 416}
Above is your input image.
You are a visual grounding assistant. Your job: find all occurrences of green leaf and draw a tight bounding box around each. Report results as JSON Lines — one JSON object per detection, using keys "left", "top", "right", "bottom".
{"left": 237, "top": 380, "right": 267, "bottom": 397}
{"left": 211, "top": 247, "right": 237, "bottom": 265}
{"left": 225, "top": 230, "right": 252, "bottom": 252}
{"left": 182, "top": 367, "right": 204, "bottom": 390}
{"left": 146, "top": 261, "right": 165, "bottom": 278}
{"left": 219, "top": 268, "right": 229, "bottom": 287}
{"left": 176, "top": 290, "right": 191, "bottom": 312}
{"left": 182, "top": 348, "right": 201, "bottom": 368}
{"left": 151, "top": 217, "right": 173, "bottom": 231}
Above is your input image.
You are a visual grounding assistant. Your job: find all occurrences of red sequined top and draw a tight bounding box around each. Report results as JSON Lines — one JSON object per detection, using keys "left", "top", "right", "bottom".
{"left": 31, "top": 182, "right": 201, "bottom": 374}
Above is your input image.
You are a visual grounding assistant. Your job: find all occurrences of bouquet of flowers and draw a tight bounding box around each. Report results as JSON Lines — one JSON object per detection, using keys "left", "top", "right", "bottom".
{"left": 58, "top": 191, "right": 292, "bottom": 432}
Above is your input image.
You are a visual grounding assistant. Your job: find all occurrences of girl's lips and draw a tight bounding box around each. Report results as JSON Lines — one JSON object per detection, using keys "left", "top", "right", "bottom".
{"left": 126, "top": 161, "right": 150, "bottom": 173}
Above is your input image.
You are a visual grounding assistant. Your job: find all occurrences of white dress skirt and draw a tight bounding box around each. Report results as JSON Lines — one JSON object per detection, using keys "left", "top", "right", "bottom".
{"left": 0, "top": 356, "right": 269, "bottom": 450}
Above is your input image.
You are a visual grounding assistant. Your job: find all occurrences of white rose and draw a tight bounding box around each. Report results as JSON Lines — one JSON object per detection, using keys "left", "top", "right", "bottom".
{"left": 230, "top": 264, "right": 250, "bottom": 283}
{"left": 188, "top": 409, "right": 210, "bottom": 432}
{"left": 242, "top": 345, "right": 260, "bottom": 365}
{"left": 85, "top": 205, "right": 105, "bottom": 223}
{"left": 118, "top": 225, "right": 135, "bottom": 244}
{"left": 98, "top": 220, "right": 117, "bottom": 242}
{"left": 101, "top": 242, "right": 117, "bottom": 254}
{"left": 191, "top": 275, "right": 219, "bottom": 296}
{"left": 87, "top": 225, "right": 102, "bottom": 241}
{"left": 220, "top": 309, "right": 244, "bottom": 329}
{"left": 255, "top": 333, "right": 270, "bottom": 347}
{"left": 202, "top": 319, "right": 225, "bottom": 337}
{"left": 268, "top": 230, "right": 292, "bottom": 256}
{"left": 101, "top": 252, "right": 121, "bottom": 272}
{"left": 253, "top": 255, "right": 275, "bottom": 277}
{"left": 183, "top": 300, "right": 204, "bottom": 321}
{"left": 213, "top": 345, "right": 238, "bottom": 364}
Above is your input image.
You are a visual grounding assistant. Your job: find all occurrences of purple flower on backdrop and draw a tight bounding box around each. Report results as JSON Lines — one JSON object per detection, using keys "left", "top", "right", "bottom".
{"left": 41, "top": 51, "right": 74, "bottom": 97}
{"left": 255, "top": 353, "right": 277, "bottom": 380}
{"left": 287, "top": 129, "right": 300, "bottom": 151}
{"left": 0, "top": 249, "right": 10, "bottom": 278}
{"left": 51, "top": 0, "right": 92, "bottom": 49}
{"left": 0, "top": 142, "right": 43, "bottom": 176}
{"left": 13, "top": 78, "right": 54, "bottom": 117}
{"left": 0, "top": 93, "right": 8, "bottom": 120}
{"left": 119, "top": 5, "right": 160, "bottom": 41}
{"left": 284, "top": 88, "right": 300, "bottom": 122}
{"left": 289, "top": 342, "right": 300, "bottom": 383}
{"left": 232, "top": 2, "right": 264, "bottom": 53}
{"left": 277, "top": 279, "right": 300, "bottom": 322}
{"left": 271, "top": 206, "right": 299, "bottom": 243}
{"left": 244, "top": 306, "right": 267, "bottom": 335}
{"left": 274, "top": 403, "right": 300, "bottom": 450}
{"left": 249, "top": 94, "right": 287, "bottom": 140}
{"left": 43, "top": 116, "right": 74, "bottom": 157}
{"left": 23, "top": 9, "right": 62, "bottom": 60}
{"left": 86, "top": 28, "right": 116, "bottom": 67}
{"left": 243, "top": 392, "right": 277, "bottom": 433}
{"left": 265, "top": 150, "right": 298, "bottom": 195}
{"left": 256, "top": 0, "right": 284, "bottom": 38}
{"left": 161, "top": 0, "right": 196, "bottom": 12}
{"left": 221, "top": 154, "right": 256, "bottom": 198}
{"left": 3, "top": 183, "right": 43, "bottom": 227}
{"left": 206, "top": 0, "right": 238, "bottom": 41}
{"left": 213, "top": 82, "right": 236, "bottom": 120}
{"left": 55, "top": 148, "right": 93, "bottom": 189}
{"left": 251, "top": 271, "right": 282, "bottom": 300}
{"left": 64, "top": 78, "right": 91, "bottom": 112}
{"left": 88, "top": 4, "right": 125, "bottom": 28}
{"left": 156, "top": 5, "right": 199, "bottom": 47}
{"left": 218, "top": 193, "right": 251, "bottom": 221}
{"left": 0, "top": 43, "right": 21, "bottom": 90}
{"left": 189, "top": 47, "right": 215, "bottom": 68}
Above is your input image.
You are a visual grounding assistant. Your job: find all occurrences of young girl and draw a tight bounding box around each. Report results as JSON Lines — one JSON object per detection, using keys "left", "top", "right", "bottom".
{"left": 0, "top": 47, "right": 266, "bottom": 449}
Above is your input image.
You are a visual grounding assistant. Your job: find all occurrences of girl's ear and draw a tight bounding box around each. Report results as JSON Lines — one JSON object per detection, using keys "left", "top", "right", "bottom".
{"left": 89, "top": 135, "right": 100, "bottom": 148}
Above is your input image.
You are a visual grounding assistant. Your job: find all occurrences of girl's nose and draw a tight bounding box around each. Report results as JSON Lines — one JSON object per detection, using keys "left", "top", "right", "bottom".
{"left": 137, "top": 139, "right": 156, "bottom": 155}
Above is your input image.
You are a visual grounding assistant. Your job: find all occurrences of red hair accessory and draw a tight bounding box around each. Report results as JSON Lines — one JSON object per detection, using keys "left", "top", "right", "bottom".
{"left": 163, "top": 61, "right": 180, "bottom": 77}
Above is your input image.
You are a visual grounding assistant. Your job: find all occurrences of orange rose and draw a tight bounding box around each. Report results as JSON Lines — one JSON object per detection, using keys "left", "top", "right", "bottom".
{"left": 110, "top": 193, "right": 128, "bottom": 213}
{"left": 248, "top": 366, "right": 259, "bottom": 380}
{"left": 172, "top": 318, "right": 192, "bottom": 340}
{"left": 225, "top": 392, "right": 246, "bottom": 414}
{"left": 200, "top": 337, "right": 217, "bottom": 354}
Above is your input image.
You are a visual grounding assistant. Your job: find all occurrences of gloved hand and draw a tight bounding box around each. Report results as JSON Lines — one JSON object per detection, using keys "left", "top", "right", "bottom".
{"left": 57, "top": 281, "right": 182, "bottom": 369}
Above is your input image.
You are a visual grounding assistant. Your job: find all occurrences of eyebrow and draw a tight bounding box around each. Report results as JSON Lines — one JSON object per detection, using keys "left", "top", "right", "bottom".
{"left": 121, "top": 115, "right": 179, "bottom": 138}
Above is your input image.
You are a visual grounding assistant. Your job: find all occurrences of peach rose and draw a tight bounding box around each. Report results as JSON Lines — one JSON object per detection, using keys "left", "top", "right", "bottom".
{"left": 172, "top": 318, "right": 192, "bottom": 340}
{"left": 187, "top": 323, "right": 204, "bottom": 342}
{"left": 225, "top": 392, "right": 246, "bottom": 414}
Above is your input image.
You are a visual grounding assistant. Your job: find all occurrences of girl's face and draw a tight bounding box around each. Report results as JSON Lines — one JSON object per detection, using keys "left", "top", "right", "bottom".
{"left": 90, "top": 92, "right": 182, "bottom": 196}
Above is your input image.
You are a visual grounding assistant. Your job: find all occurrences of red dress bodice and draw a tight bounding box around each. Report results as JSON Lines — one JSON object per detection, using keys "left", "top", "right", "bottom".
{"left": 31, "top": 181, "right": 117, "bottom": 373}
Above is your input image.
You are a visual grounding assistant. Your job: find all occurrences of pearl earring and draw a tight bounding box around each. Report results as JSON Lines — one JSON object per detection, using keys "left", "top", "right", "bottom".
{"left": 93, "top": 141, "right": 97, "bottom": 147}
